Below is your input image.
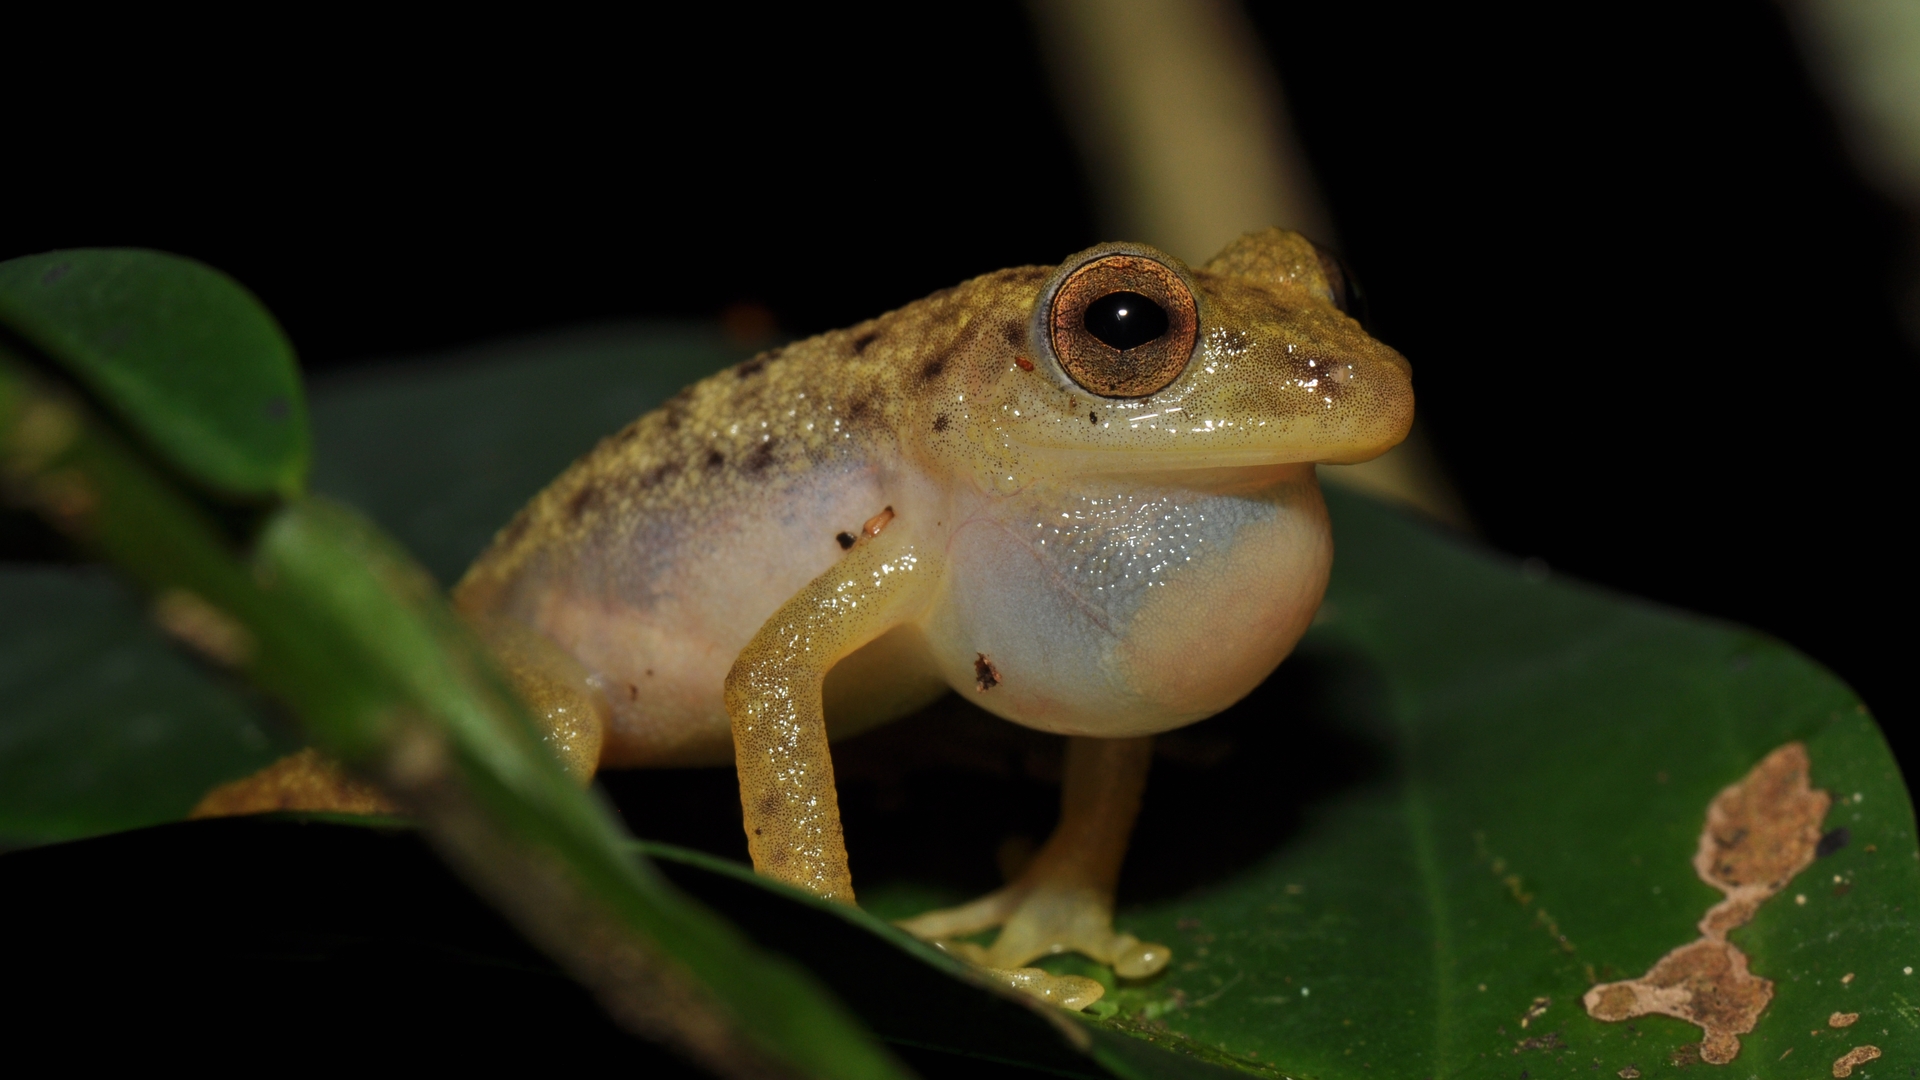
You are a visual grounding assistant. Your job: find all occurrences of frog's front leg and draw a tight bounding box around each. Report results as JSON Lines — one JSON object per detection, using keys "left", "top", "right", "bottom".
{"left": 898, "top": 736, "right": 1172, "bottom": 982}
{"left": 724, "top": 516, "right": 937, "bottom": 903}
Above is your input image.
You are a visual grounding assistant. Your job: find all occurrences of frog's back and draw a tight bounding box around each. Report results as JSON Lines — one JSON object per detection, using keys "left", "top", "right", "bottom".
{"left": 454, "top": 266, "right": 1051, "bottom": 765}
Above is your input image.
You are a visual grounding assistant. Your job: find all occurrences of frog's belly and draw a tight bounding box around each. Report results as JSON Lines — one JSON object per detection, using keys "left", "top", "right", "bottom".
{"left": 505, "top": 463, "right": 899, "bottom": 766}
{"left": 922, "top": 468, "right": 1329, "bottom": 738}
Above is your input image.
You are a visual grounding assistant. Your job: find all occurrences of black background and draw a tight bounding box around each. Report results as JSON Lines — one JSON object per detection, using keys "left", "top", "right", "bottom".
{"left": 9, "top": 2, "right": 1911, "bottom": 772}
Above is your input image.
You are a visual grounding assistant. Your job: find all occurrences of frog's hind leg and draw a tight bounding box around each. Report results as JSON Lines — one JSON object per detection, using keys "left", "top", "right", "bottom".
{"left": 464, "top": 613, "right": 608, "bottom": 781}
{"left": 896, "top": 736, "right": 1172, "bottom": 1006}
{"left": 193, "top": 615, "right": 609, "bottom": 820}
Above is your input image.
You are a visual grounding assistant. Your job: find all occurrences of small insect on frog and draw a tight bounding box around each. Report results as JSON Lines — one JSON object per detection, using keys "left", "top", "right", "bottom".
{"left": 222, "top": 228, "right": 1413, "bottom": 1008}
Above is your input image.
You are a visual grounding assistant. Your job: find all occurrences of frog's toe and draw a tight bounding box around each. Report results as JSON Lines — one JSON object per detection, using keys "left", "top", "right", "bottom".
{"left": 900, "top": 881, "right": 1170, "bottom": 1010}
{"left": 894, "top": 884, "right": 1024, "bottom": 940}
{"left": 981, "top": 886, "right": 1171, "bottom": 978}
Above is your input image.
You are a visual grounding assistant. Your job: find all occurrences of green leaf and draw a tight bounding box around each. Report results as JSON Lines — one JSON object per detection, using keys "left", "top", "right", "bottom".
{"left": 1, "top": 345, "right": 914, "bottom": 1080}
{"left": 0, "top": 249, "right": 308, "bottom": 498}
{"left": 0, "top": 565, "right": 296, "bottom": 848}
{"left": 4, "top": 324, "right": 1913, "bottom": 1077}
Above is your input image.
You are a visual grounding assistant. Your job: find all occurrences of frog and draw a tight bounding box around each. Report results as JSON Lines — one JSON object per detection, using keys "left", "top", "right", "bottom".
{"left": 200, "top": 228, "right": 1414, "bottom": 1009}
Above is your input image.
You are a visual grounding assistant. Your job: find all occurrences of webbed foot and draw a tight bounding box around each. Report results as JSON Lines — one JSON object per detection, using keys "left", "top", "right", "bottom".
{"left": 896, "top": 736, "right": 1170, "bottom": 1010}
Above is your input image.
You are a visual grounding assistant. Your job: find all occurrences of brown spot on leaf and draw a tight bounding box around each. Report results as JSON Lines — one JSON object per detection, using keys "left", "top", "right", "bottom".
{"left": 1832, "top": 1044, "right": 1880, "bottom": 1077}
{"left": 1617, "top": 1067, "right": 1641, "bottom": 1079}
{"left": 1584, "top": 742, "right": 1830, "bottom": 1064}
{"left": 974, "top": 654, "right": 1000, "bottom": 691}
{"left": 1513, "top": 1030, "right": 1565, "bottom": 1053}
{"left": 1668, "top": 1043, "right": 1704, "bottom": 1066}
{"left": 1828, "top": 1011, "right": 1859, "bottom": 1027}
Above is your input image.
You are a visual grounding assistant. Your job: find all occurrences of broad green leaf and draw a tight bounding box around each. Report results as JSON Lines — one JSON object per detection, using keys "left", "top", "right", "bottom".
{"left": 0, "top": 249, "right": 308, "bottom": 498}
{"left": 4, "top": 324, "right": 1913, "bottom": 1077}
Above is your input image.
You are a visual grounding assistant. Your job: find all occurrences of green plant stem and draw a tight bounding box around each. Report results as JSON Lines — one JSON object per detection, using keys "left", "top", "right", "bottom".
{"left": 0, "top": 348, "right": 911, "bottom": 1080}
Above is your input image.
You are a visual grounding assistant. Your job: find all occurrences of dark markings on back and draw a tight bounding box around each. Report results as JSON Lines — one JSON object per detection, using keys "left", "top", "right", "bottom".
{"left": 932, "top": 413, "right": 950, "bottom": 433}
{"left": 736, "top": 351, "right": 776, "bottom": 379}
{"left": 1001, "top": 320, "right": 1026, "bottom": 347}
{"left": 497, "top": 512, "right": 532, "bottom": 549}
{"left": 852, "top": 329, "right": 879, "bottom": 354}
{"left": 920, "top": 357, "right": 946, "bottom": 381}
{"left": 705, "top": 448, "right": 726, "bottom": 469}
{"left": 744, "top": 439, "right": 777, "bottom": 472}
{"left": 660, "top": 387, "right": 695, "bottom": 430}
{"left": 565, "top": 482, "right": 604, "bottom": 522}
{"left": 835, "top": 531, "right": 856, "bottom": 550}
{"left": 636, "top": 460, "right": 680, "bottom": 491}
{"left": 611, "top": 419, "right": 644, "bottom": 445}
{"left": 847, "top": 394, "right": 873, "bottom": 421}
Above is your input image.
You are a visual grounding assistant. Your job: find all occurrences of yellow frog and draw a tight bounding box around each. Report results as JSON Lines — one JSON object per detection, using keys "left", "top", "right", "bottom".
{"left": 208, "top": 228, "right": 1413, "bottom": 1007}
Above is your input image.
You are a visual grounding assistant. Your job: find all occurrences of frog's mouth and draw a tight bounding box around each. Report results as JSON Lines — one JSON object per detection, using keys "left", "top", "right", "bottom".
{"left": 1009, "top": 399, "right": 1415, "bottom": 474}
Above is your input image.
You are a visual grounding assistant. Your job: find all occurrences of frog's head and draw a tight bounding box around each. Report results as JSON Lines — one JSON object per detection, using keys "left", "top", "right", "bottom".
{"left": 993, "top": 229, "right": 1412, "bottom": 472}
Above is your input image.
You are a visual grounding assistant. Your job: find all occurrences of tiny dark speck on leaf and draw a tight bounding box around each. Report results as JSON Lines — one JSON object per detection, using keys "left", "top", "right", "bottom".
{"left": 1818, "top": 827, "right": 1851, "bottom": 858}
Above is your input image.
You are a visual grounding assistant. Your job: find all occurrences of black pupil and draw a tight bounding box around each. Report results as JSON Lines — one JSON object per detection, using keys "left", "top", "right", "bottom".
{"left": 1083, "top": 291, "right": 1168, "bottom": 350}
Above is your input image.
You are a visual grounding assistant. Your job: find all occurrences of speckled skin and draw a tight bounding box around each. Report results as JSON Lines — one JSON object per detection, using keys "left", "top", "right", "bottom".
{"left": 452, "top": 230, "right": 1412, "bottom": 982}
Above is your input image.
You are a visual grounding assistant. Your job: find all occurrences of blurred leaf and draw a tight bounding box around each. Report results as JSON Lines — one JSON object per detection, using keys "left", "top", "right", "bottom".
{"left": 0, "top": 249, "right": 307, "bottom": 498}
{"left": 0, "top": 565, "right": 295, "bottom": 848}
{"left": 4, "top": 324, "right": 1914, "bottom": 1078}
{"left": 0, "top": 345, "right": 909, "bottom": 1080}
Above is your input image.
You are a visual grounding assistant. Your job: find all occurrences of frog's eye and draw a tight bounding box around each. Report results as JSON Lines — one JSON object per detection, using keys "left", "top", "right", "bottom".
{"left": 1312, "top": 244, "right": 1368, "bottom": 326}
{"left": 1048, "top": 253, "right": 1198, "bottom": 398}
